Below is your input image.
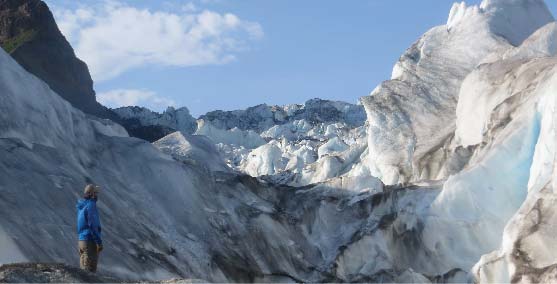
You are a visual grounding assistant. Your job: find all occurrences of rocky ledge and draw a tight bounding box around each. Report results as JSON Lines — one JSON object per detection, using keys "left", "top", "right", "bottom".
{"left": 0, "top": 263, "right": 204, "bottom": 283}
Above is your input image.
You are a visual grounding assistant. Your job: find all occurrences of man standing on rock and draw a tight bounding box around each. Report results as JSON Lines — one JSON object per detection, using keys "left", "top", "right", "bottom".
{"left": 76, "top": 184, "right": 103, "bottom": 272}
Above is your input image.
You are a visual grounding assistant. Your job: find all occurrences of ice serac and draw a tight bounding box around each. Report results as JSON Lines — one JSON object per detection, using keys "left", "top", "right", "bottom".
{"left": 361, "top": 0, "right": 553, "bottom": 185}
{"left": 195, "top": 99, "right": 370, "bottom": 186}
{"left": 117, "top": 98, "right": 370, "bottom": 186}
{"left": 423, "top": 17, "right": 557, "bottom": 281}
{"left": 456, "top": 24, "right": 557, "bottom": 147}
{"left": 470, "top": 59, "right": 557, "bottom": 283}
{"left": 479, "top": 0, "right": 554, "bottom": 46}
{"left": 198, "top": 99, "right": 365, "bottom": 133}
{"left": 390, "top": 22, "right": 557, "bottom": 280}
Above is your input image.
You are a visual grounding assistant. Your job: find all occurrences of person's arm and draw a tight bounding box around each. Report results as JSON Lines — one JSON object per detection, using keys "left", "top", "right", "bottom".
{"left": 87, "top": 202, "right": 103, "bottom": 246}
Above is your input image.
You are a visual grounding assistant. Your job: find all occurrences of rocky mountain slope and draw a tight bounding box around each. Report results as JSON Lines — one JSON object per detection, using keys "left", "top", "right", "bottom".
{"left": 2, "top": 0, "right": 557, "bottom": 283}
{"left": 0, "top": 0, "right": 177, "bottom": 141}
{"left": 0, "top": 0, "right": 115, "bottom": 119}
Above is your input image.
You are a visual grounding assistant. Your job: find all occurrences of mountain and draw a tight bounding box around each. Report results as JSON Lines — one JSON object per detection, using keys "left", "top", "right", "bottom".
{"left": 0, "top": 0, "right": 176, "bottom": 141}
{"left": 0, "top": 0, "right": 116, "bottom": 119}
{"left": 1, "top": 0, "right": 557, "bottom": 283}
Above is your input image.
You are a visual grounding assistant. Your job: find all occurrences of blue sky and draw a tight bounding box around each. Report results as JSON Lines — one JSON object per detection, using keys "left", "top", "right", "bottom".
{"left": 45, "top": 0, "right": 554, "bottom": 117}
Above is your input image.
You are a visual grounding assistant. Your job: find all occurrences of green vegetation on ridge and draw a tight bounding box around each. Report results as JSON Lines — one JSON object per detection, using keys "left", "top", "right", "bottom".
{"left": 1, "top": 29, "right": 37, "bottom": 53}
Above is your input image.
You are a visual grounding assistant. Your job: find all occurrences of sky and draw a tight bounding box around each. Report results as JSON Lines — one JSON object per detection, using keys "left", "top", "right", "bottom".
{"left": 44, "top": 0, "right": 555, "bottom": 117}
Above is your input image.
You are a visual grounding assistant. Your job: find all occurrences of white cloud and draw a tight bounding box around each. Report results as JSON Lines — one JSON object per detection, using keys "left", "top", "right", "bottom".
{"left": 51, "top": 1, "right": 263, "bottom": 81}
{"left": 55, "top": 8, "right": 94, "bottom": 40}
{"left": 97, "top": 89, "right": 176, "bottom": 111}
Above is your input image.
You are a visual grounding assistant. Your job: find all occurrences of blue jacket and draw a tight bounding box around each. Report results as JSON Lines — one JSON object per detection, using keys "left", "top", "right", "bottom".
{"left": 77, "top": 198, "right": 102, "bottom": 245}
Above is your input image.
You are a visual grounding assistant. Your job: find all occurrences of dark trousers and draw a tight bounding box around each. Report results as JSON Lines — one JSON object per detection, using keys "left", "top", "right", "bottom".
{"left": 78, "top": 240, "right": 99, "bottom": 272}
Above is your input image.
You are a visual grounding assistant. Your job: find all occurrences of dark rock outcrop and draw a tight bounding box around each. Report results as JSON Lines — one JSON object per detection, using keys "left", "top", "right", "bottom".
{"left": 0, "top": 0, "right": 116, "bottom": 120}
{"left": 0, "top": 263, "right": 119, "bottom": 283}
{"left": 120, "top": 122, "right": 176, "bottom": 142}
{"left": 112, "top": 106, "right": 198, "bottom": 142}
{"left": 0, "top": 263, "right": 203, "bottom": 283}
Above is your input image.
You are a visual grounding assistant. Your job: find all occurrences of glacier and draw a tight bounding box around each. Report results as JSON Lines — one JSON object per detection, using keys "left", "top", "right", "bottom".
{"left": 2, "top": 0, "right": 557, "bottom": 282}
{"left": 115, "top": 98, "right": 371, "bottom": 187}
{"left": 0, "top": 46, "right": 382, "bottom": 281}
{"left": 361, "top": 0, "right": 553, "bottom": 185}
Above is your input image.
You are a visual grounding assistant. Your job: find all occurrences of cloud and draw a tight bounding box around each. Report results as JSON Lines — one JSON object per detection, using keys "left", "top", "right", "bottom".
{"left": 51, "top": 1, "right": 263, "bottom": 81}
{"left": 97, "top": 89, "right": 176, "bottom": 111}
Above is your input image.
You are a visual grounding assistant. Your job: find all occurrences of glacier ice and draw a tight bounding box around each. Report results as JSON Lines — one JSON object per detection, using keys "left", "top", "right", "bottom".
{"left": 361, "top": 0, "right": 553, "bottom": 185}
{"left": 153, "top": 131, "right": 230, "bottom": 172}
{"left": 112, "top": 105, "right": 197, "bottom": 141}
{"left": 192, "top": 100, "right": 370, "bottom": 187}
{"left": 0, "top": 227, "right": 26, "bottom": 265}
{"left": 3, "top": 0, "right": 557, "bottom": 282}
{"left": 0, "top": 45, "right": 435, "bottom": 282}
{"left": 472, "top": 59, "right": 557, "bottom": 283}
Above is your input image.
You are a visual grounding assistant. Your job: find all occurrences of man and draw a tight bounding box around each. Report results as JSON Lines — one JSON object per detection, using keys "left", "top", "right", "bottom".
{"left": 76, "top": 184, "right": 103, "bottom": 272}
